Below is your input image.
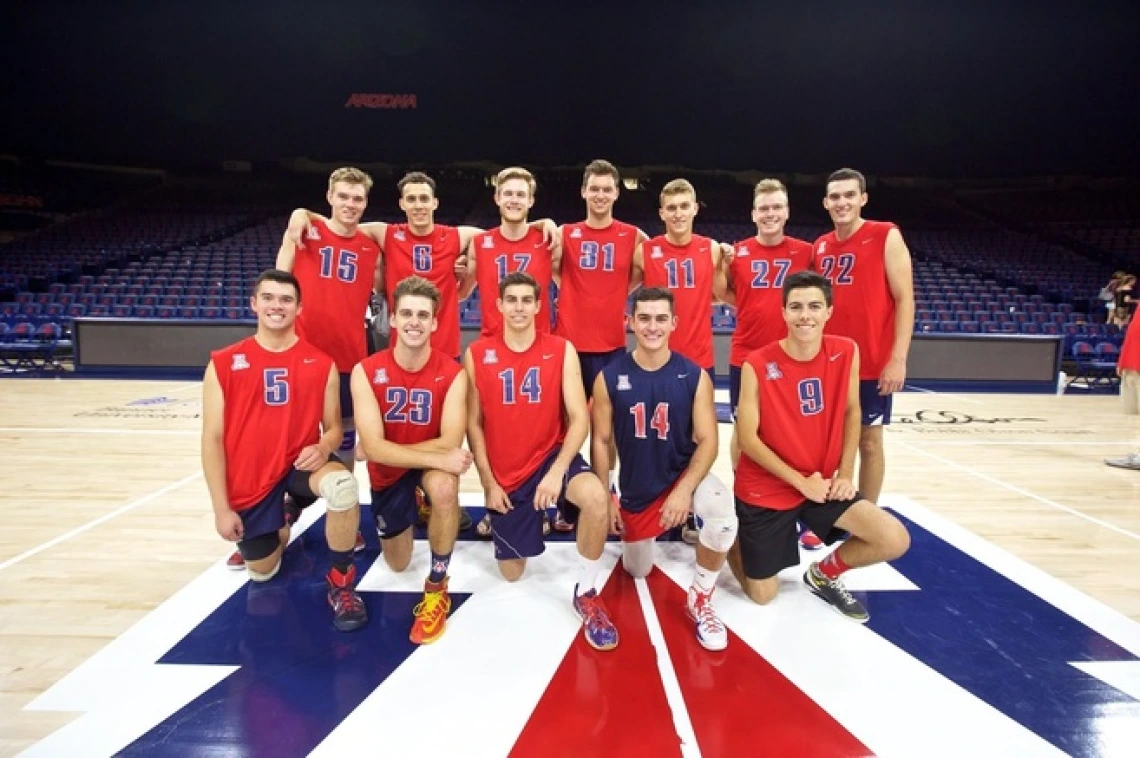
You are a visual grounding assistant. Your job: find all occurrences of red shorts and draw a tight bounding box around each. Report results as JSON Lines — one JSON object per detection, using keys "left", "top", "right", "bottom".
{"left": 620, "top": 481, "right": 680, "bottom": 543}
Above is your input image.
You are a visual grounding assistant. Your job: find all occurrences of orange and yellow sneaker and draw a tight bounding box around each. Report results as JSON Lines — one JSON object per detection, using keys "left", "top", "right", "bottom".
{"left": 410, "top": 577, "right": 452, "bottom": 645}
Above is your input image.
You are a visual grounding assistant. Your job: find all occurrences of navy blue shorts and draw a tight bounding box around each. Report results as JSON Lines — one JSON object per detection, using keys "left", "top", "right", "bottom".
{"left": 859, "top": 379, "right": 893, "bottom": 426}
{"left": 338, "top": 372, "right": 354, "bottom": 420}
{"left": 578, "top": 348, "right": 625, "bottom": 399}
{"left": 237, "top": 467, "right": 318, "bottom": 547}
{"left": 729, "top": 364, "right": 743, "bottom": 418}
{"left": 489, "top": 450, "right": 592, "bottom": 561}
{"left": 371, "top": 469, "right": 423, "bottom": 540}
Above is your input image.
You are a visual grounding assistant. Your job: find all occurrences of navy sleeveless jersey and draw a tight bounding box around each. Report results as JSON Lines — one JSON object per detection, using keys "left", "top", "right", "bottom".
{"left": 601, "top": 351, "right": 701, "bottom": 512}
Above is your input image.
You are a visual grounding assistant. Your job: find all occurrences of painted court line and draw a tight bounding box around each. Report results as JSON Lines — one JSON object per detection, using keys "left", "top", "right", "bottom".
{"left": 902, "top": 385, "right": 987, "bottom": 405}
{"left": 0, "top": 471, "right": 203, "bottom": 572}
{"left": 0, "top": 427, "right": 198, "bottom": 435}
{"left": 902, "top": 440, "right": 1135, "bottom": 447}
{"left": 635, "top": 577, "right": 702, "bottom": 758}
{"left": 898, "top": 440, "right": 1140, "bottom": 542}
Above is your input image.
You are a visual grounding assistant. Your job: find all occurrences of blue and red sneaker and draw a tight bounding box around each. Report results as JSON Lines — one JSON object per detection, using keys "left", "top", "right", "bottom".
{"left": 572, "top": 585, "right": 619, "bottom": 651}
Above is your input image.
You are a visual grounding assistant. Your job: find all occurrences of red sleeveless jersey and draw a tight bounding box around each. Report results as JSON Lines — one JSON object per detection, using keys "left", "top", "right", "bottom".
{"left": 358, "top": 347, "right": 463, "bottom": 489}
{"left": 728, "top": 235, "right": 815, "bottom": 366}
{"left": 1120, "top": 323, "right": 1140, "bottom": 372}
{"left": 641, "top": 234, "right": 716, "bottom": 368}
{"left": 383, "top": 224, "right": 463, "bottom": 358}
{"left": 212, "top": 336, "right": 333, "bottom": 511}
{"left": 813, "top": 220, "right": 898, "bottom": 379}
{"left": 292, "top": 218, "right": 381, "bottom": 372}
{"left": 469, "top": 332, "right": 567, "bottom": 491}
{"left": 554, "top": 220, "right": 639, "bottom": 352}
{"left": 474, "top": 227, "right": 553, "bottom": 337}
{"left": 734, "top": 335, "right": 855, "bottom": 510}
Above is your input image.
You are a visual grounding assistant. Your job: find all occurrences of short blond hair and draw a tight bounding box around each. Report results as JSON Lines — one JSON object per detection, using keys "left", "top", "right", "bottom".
{"left": 328, "top": 167, "right": 374, "bottom": 195}
{"left": 495, "top": 166, "right": 537, "bottom": 196}
{"left": 753, "top": 178, "right": 788, "bottom": 198}
{"left": 660, "top": 178, "right": 696, "bottom": 205}
{"left": 392, "top": 275, "right": 441, "bottom": 314}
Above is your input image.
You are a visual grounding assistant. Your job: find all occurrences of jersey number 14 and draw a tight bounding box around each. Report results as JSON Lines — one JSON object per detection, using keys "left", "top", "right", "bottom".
{"left": 630, "top": 401, "right": 670, "bottom": 439}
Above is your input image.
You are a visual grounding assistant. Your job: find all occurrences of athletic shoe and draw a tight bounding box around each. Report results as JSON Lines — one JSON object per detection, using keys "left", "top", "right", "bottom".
{"left": 803, "top": 563, "right": 868, "bottom": 623}
{"left": 686, "top": 586, "right": 728, "bottom": 651}
{"left": 410, "top": 577, "right": 452, "bottom": 645}
{"left": 458, "top": 507, "right": 473, "bottom": 531}
{"left": 1105, "top": 452, "right": 1140, "bottom": 471}
{"left": 228, "top": 530, "right": 365, "bottom": 570}
{"left": 681, "top": 514, "right": 699, "bottom": 545}
{"left": 551, "top": 510, "right": 575, "bottom": 533}
{"left": 572, "top": 585, "right": 619, "bottom": 651}
{"left": 327, "top": 564, "right": 368, "bottom": 632}
{"left": 799, "top": 529, "right": 825, "bottom": 551}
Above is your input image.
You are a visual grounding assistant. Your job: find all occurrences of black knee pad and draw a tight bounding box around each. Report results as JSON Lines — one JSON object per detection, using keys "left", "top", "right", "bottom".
{"left": 238, "top": 531, "right": 281, "bottom": 562}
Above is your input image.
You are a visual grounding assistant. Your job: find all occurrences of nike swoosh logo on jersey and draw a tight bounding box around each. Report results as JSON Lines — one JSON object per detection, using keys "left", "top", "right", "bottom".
{"left": 543, "top": 354, "right": 555, "bottom": 359}
{"left": 435, "top": 376, "right": 445, "bottom": 381}
{"left": 303, "top": 358, "right": 317, "bottom": 364}
{"left": 830, "top": 354, "right": 842, "bottom": 361}
{"left": 677, "top": 373, "right": 689, "bottom": 378}
{"left": 618, "top": 231, "right": 629, "bottom": 237}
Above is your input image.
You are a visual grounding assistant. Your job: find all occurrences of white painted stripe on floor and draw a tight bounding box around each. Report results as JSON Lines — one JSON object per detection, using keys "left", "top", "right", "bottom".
{"left": 0, "top": 427, "right": 197, "bottom": 435}
{"left": 0, "top": 471, "right": 202, "bottom": 572}
{"left": 634, "top": 576, "right": 702, "bottom": 758}
{"left": 897, "top": 440, "right": 1140, "bottom": 542}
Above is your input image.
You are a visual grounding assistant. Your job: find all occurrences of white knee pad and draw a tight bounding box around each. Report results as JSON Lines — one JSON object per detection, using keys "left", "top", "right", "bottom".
{"left": 319, "top": 470, "right": 359, "bottom": 512}
{"left": 247, "top": 560, "right": 282, "bottom": 583}
{"left": 622, "top": 539, "right": 655, "bottom": 578}
{"left": 693, "top": 474, "right": 738, "bottom": 553}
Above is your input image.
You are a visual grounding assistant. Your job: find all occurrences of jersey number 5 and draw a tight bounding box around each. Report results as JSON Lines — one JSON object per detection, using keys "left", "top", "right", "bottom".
{"left": 630, "top": 401, "right": 670, "bottom": 439}
{"left": 263, "top": 369, "right": 289, "bottom": 406}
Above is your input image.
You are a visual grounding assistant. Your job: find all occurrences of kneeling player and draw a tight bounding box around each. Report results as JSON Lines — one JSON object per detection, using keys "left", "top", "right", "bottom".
{"left": 203, "top": 269, "right": 367, "bottom": 632}
{"left": 731, "top": 271, "right": 910, "bottom": 622}
{"left": 591, "top": 288, "right": 736, "bottom": 651}
{"left": 352, "top": 276, "right": 472, "bottom": 644}
{"left": 465, "top": 272, "right": 619, "bottom": 651}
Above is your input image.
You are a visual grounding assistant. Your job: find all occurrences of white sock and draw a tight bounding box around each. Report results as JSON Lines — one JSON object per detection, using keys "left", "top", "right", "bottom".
{"left": 692, "top": 564, "right": 718, "bottom": 595}
{"left": 577, "top": 555, "right": 601, "bottom": 596}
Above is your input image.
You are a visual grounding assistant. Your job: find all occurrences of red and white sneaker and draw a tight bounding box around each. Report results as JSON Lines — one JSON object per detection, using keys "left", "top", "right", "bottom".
{"left": 686, "top": 586, "right": 727, "bottom": 651}
{"left": 799, "top": 528, "right": 824, "bottom": 551}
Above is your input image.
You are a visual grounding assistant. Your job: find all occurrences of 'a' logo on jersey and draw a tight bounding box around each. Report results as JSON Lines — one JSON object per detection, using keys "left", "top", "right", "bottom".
{"left": 616, "top": 375, "right": 632, "bottom": 391}
{"left": 765, "top": 362, "right": 782, "bottom": 380}
{"left": 570, "top": 228, "right": 582, "bottom": 239}
{"left": 232, "top": 354, "right": 249, "bottom": 371}
{"left": 483, "top": 236, "right": 494, "bottom": 249}
{"left": 651, "top": 246, "right": 664, "bottom": 259}
{"left": 483, "top": 349, "right": 498, "bottom": 365}
{"left": 373, "top": 368, "right": 389, "bottom": 385}
{"left": 394, "top": 231, "right": 406, "bottom": 242}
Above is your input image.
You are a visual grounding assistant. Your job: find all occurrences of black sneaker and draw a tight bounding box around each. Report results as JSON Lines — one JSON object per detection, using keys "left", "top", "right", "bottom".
{"left": 803, "top": 563, "right": 868, "bottom": 623}
{"left": 327, "top": 565, "right": 368, "bottom": 632}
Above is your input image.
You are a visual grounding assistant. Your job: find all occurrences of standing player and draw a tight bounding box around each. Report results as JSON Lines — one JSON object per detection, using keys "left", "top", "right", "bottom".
{"left": 1105, "top": 322, "right": 1140, "bottom": 470}
{"left": 286, "top": 171, "right": 556, "bottom": 361}
{"left": 462, "top": 167, "right": 561, "bottom": 339}
{"left": 465, "top": 272, "right": 619, "bottom": 651}
{"left": 352, "top": 276, "right": 471, "bottom": 644}
{"left": 591, "top": 288, "right": 738, "bottom": 651}
{"left": 713, "top": 178, "right": 822, "bottom": 550}
{"left": 202, "top": 269, "right": 367, "bottom": 632}
{"left": 813, "top": 168, "right": 915, "bottom": 504}
{"left": 731, "top": 271, "right": 910, "bottom": 621}
{"left": 632, "top": 179, "right": 727, "bottom": 377}
{"left": 553, "top": 159, "right": 646, "bottom": 526}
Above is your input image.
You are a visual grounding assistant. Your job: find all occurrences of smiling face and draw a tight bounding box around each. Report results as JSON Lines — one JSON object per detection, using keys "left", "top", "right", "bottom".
{"left": 582, "top": 172, "right": 619, "bottom": 220}
{"left": 782, "top": 285, "right": 833, "bottom": 344}
{"left": 629, "top": 298, "right": 676, "bottom": 352}
{"left": 823, "top": 178, "right": 867, "bottom": 227}
{"left": 390, "top": 293, "right": 438, "bottom": 349}
{"left": 752, "top": 190, "right": 789, "bottom": 238}
{"left": 326, "top": 181, "right": 368, "bottom": 228}
{"left": 250, "top": 280, "right": 301, "bottom": 333}
{"left": 497, "top": 282, "right": 540, "bottom": 333}
{"left": 495, "top": 178, "right": 535, "bottom": 224}
{"left": 659, "top": 190, "right": 698, "bottom": 236}
{"left": 398, "top": 182, "right": 439, "bottom": 230}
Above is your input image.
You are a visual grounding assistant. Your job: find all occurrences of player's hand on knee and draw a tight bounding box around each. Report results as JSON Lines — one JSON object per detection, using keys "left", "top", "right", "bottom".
{"left": 215, "top": 510, "right": 244, "bottom": 542}
{"left": 485, "top": 485, "right": 512, "bottom": 514}
{"left": 609, "top": 499, "right": 624, "bottom": 536}
{"left": 659, "top": 492, "right": 690, "bottom": 530}
{"left": 435, "top": 448, "right": 474, "bottom": 476}
{"left": 799, "top": 472, "right": 830, "bottom": 504}
{"left": 828, "top": 477, "right": 856, "bottom": 502}
{"left": 294, "top": 444, "right": 327, "bottom": 472}
{"left": 533, "top": 471, "right": 562, "bottom": 510}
